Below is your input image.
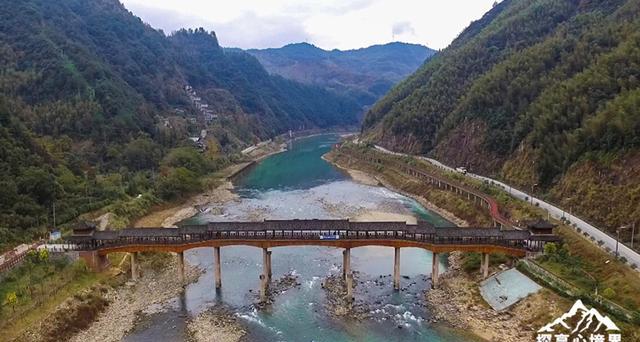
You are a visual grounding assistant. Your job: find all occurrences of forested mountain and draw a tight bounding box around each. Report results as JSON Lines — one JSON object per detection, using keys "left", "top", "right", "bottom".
{"left": 0, "top": 0, "right": 359, "bottom": 248}
{"left": 247, "top": 42, "right": 435, "bottom": 110}
{"left": 363, "top": 0, "right": 640, "bottom": 235}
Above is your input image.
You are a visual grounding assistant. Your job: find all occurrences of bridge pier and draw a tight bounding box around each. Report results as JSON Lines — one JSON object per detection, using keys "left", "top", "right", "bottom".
{"left": 259, "top": 274, "right": 267, "bottom": 303}
{"left": 130, "top": 252, "right": 139, "bottom": 281}
{"left": 394, "top": 247, "right": 400, "bottom": 290}
{"left": 343, "top": 248, "right": 353, "bottom": 300}
{"left": 78, "top": 251, "right": 110, "bottom": 272}
{"left": 262, "top": 248, "right": 272, "bottom": 281}
{"left": 213, "top": 247, "right": 222, "bottom": 289}
{"left": 342, "top": 248, "right": 351, "bottom": 280}
{"left": 481, "top": 253, "right": 489, "bottom": 279}
{"left": 431, "top": 252, "right": 439, "bottom": 289}
{"left": 267, "top": 250, "right": 272, "bottom": 280}
{"left": 178, "top": 252, "right": 185, "bottom": 286}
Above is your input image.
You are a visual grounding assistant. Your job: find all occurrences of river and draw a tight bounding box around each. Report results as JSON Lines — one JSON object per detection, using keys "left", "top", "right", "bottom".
{"left": 124, "top": 134, "right": 478, "bottom": 342}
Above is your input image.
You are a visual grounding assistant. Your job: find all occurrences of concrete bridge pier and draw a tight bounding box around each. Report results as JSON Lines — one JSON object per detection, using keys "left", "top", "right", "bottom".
{"left": 431, "top": 252, "right": 439, "bottom": 289}
{"left": 481, "top": 253, "right": 489, "bottom": 279}
{"left": 130, "top": 252, "right": 139, "bottom": 281}
{"left": 393, "top": 247, "right": 400, "bottom": 290}
{"left": 259, "top": 274, "right": 267, "bottom": 303}
{"left": 342, "top": 248, "right": 351, "bottom": 280}
{"left": 346, "top": 273, "right": 354, "bottom": 301}
{"left": 177, "top": 252, "right": 185, "bottom": 286}
{"left": 213, "top": 247, "right": 222, "bottom": 289}
{"left": 266, "top": 250, "right": 272, "bottom": 280}
{"left": 262, "top": 248, "right": 272, "bottom": 281}
{"left": 343, "top": 248, "right": 353, "bottom": 300}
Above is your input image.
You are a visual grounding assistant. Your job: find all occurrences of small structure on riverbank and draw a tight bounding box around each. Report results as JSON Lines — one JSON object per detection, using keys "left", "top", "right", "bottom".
{"left": 479, "top": 268, "right": 541, "bottom": 311}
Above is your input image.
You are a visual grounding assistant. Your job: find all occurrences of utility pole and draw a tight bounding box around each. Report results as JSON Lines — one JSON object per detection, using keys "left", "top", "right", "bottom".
{"left": 52, "top": 202, "right": 56, "bottom": 231}
{"left": 632, "top": 222, "right": 636, "bottom": 249}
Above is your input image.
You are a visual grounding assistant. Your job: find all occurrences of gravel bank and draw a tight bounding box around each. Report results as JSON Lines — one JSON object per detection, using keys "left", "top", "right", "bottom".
{"left": 70, "top": 257, "right": 202, "bottom": 342}
{"left": 426, "top": 252, "right": 566, "bottom": 342}
{"left": 187, "top": 308, "right": 246, "bottom": 342}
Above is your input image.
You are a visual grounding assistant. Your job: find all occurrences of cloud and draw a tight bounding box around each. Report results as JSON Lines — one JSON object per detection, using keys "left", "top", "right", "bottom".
{"left": 122, "top": 0, "right": 502, "bottom": 50}
{"left": 214, "top": 12, "right": 312, "bottom": 49}
{"left": 284, "top": 0, "right": 377, "bottom": 17}
{"left": 392, "top": 21, "right": 415, "bottom": 39}
{"left": 124, "top": 3, "right": 207, "bottom": 34}
{"left": 124, "top": 4, "right": 311, "bottom": 49}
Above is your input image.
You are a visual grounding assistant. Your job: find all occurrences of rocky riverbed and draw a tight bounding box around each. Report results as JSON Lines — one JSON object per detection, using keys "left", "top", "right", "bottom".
{"left": 255, "top": 272, "right": 302, "bottom": 307}
{"left": 69, "top": 256, "right": 202, "bottom": 342}
{"left": 186, "top": 307, "right": 246, "bottom": 342}
{"left": 425, "top": 252, "right": 566, "bottom": 342}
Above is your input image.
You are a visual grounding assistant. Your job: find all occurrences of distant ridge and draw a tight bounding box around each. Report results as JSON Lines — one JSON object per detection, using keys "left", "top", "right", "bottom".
{"left": 247, "top": 42, "right": 435, "bottom": 111}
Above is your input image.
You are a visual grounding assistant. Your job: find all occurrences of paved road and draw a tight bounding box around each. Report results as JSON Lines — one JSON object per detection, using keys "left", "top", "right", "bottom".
{"left": 373, "top": 145, "right": 640, "bottom": 268}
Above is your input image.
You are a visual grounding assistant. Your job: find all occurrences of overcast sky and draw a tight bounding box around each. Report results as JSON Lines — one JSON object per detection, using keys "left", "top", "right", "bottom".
{"left": 121, "top": 0, "right": 501, "bottom": 50}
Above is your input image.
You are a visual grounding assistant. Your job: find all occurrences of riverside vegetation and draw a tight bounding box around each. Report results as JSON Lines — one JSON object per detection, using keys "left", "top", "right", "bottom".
{"left": 0, "top": 0, "right": 361, "bottom": 252}
{"left": 362, "top": 0, "right": 640, "bottom": 245}
{"left": 328, "top": 143, "right": 640, "bottom": 339}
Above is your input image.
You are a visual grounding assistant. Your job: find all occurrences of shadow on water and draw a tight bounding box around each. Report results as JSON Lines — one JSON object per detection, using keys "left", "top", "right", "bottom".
{"left": 125, "top": 134, "right": 473, "bottom": 341}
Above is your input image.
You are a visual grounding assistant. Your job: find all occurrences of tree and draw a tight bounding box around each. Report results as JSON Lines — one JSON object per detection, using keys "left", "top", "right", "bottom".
{"left": 156, "top": 167, "right": 201, "bottom": 200}
{"left": 122, "top": 137, "right": 162, "bottom": 171}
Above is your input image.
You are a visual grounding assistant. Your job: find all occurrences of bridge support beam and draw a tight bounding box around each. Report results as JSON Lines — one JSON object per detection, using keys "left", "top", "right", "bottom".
{"left": 130, "top": 252, "right": 139, "bottom": 281}
{"left": 481, "top": 253, "right": 489, "bottom": 279}
{"left": 213, "top": 247, "right": 222, "bottom": 289}
{"left": 431, "top": 252, "right": 439, "bottom": 289}
{"left": 393, "top": 247, "right": 400, "bottom": 290}
{"left": 178, "top": 252, "right": 185, "bottom": 286}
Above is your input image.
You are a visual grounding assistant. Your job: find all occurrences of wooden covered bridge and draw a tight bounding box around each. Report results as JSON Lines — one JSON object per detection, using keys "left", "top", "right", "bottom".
{"left": 68, "top": 219, "right": 556, "bottom": 301}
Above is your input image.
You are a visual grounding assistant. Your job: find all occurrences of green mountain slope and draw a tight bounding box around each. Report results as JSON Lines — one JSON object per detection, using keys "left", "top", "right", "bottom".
{"left": 0, "top": 0, "right": 359, "bottom": 248}
{"left": 363, "top": 0, "right": 640, "bottom": 236}
{"left": 247, "top": 42, "right": 435, "bottom": 110}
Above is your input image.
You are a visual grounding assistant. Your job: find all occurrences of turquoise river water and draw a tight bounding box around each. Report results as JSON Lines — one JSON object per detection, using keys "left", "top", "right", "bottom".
{"left": 124, "top": 134, "right": 478, "bottom": 342}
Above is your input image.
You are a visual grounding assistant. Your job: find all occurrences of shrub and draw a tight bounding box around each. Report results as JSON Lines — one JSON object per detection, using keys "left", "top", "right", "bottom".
{"left": 544, "top": 242, "right": 558, "bottom": 255}
{"left": 602, "top": 287, "right": 616, "bottom": 299}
